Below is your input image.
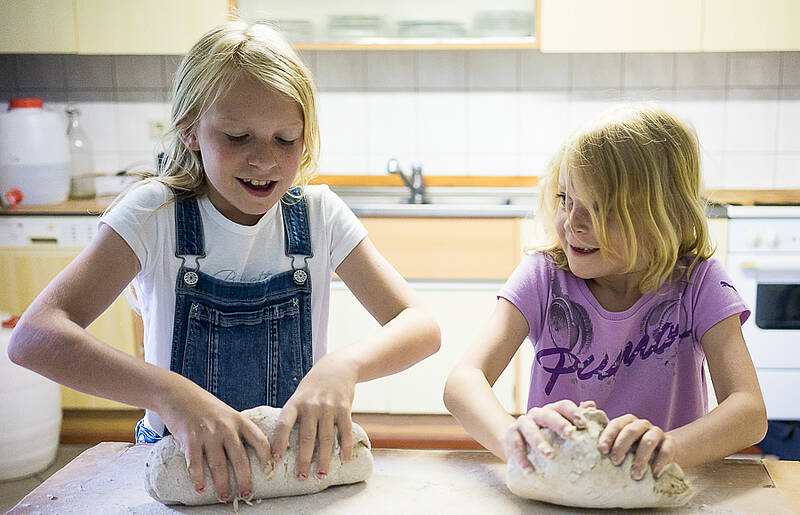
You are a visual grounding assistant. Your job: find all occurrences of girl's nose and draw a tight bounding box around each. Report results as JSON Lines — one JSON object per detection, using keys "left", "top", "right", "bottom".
{"left": 247, "top": 143, "right": 278, "bottom": 170}
{"left": 567, "top": 206, "right": 590, "bottom": 232}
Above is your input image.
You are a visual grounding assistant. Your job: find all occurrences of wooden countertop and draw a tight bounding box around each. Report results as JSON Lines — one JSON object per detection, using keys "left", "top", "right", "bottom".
{"left": 2, "top": 188, "right": 800, "bottom": 216}
{"left": 9, "top": 442, "right": 800, "bottom": 514}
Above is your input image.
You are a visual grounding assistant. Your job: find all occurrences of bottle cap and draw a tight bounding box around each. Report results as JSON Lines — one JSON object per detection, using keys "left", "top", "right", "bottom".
{"left": 9, "top": 98, "right": 44, "bottom": 109}
{"left": 3, "top": 189, "right": 23, "bottom": 209}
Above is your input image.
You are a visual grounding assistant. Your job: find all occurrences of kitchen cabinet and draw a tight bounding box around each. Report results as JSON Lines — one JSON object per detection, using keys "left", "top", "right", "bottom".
{"left": 236, "top": 0, "right": 539, "bottom": 49}
{"left": 328, "top": 216, "right": 529, "bottom": 415}
{"left": 704, "top": 0, "right": 800, "bottom": 52}
{"left": 539, "top": 0, "right": 800, "bottom": 53}
{"left": 363, "top": 217, "right": 523, "bottom": 280}
{"left": 0, "top": 0, "right": 77, "bottom": 53}
{"left": 75, "top": 0, "right": 229, "bottom": 55}
{"left": 0, "top": 0, "right": 229, "bottom": 55}
{"left": 0, "top": 245, "right": 141, "bottom": 409}
{"left": 539, "top": 0, "right": 703, "bottom": 53}
{"left": 329, "top": 281, "right": 524, "bottom": 415}
{"left": 708, "top": 217, "right": 729, "bottom": 269}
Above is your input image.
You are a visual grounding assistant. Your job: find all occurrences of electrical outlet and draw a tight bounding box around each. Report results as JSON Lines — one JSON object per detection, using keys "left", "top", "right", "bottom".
{"left": 148, "top": 120, "right": 167, "bottom": 140}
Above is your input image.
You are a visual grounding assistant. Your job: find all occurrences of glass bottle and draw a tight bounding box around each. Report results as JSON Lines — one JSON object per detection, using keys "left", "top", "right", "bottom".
{"left": 65, "top": 105, "right": 95, "bottom": 199}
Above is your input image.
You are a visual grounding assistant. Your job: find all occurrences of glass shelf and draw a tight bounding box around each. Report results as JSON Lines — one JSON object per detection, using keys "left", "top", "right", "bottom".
{"left": 234, "top": 0, "right": 538, "bottom": 49}
{"left": 292, "top": 37, "right": 538, "bottom": 50}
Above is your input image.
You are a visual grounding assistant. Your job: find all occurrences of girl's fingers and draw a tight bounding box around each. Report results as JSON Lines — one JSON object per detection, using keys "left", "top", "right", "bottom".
{"left": 517, "top": 414, "right": 554, "bottom": 457}
{"left": 528, "top": 404, "right": 576, "bottom": 439}
{"left": 204, "top": 441, "right": 233, "bottom": 502}
{"left": 183, "top": 438, "right": 206, "bottom": 493}
{"left": 504, "top": 424, "right": 534, "bottom": 472}
{"left": 630, "top": 427, "right": 663, "bottom": 480}
{"left": 597, "top": 414, "right": 637, "bottom": 455}
{"left": 240, "top": 418, "right": 273, "bottom": 475}
{"left": 542, "top": 399, "right": 587, "bottom": 429}
{"left": 315, "top": 410, "right": 336, "bottom": 478}
{"left": 223, "top": 436, "right": 254, "bottom": 500}
{"left": 294, "top": 410, "right": 319, "bottom": 480}
{"left": 651, "top": 435, "right": 677, "bottom": 478}
{"left": 607, "top": 418, "right": 652, "bottom": 466}
{"left": 336, "top": 411, "right": 354, "bottom": 464}
{"left": 270, "top": 405, "right": 298, "bottom": 462}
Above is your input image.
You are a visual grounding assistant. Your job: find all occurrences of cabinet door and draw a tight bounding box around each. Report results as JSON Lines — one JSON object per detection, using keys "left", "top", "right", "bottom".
{"left": 75, "top": 0, "right": 229, "bottom": 54}
{"left": 0, "top": 246, "right": 140, "bottom": 409}
{"left": 361, "top": 217, "right": 522, "bottom": 280}
{"left": 708, "top": 218, "right": 729, "bottom": 269}
{"left": 704, "top": 0, "right": 800, "bottom": 51}
{"left": 0, "top": 0, "right": 77, "bottom": 53}
{"left": 328, "top": 281, "right": 524, "bottom": 414}
{"left": 539, "top": 0, "right": 703, "bottom": 53}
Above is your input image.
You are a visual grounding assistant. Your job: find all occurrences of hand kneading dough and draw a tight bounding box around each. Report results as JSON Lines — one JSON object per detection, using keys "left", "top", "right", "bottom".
{"left": 144, "top": 406, "right": 373, "bottom": 505}
{"left": 506, "top": 407, "right": 693, "bottom": 509}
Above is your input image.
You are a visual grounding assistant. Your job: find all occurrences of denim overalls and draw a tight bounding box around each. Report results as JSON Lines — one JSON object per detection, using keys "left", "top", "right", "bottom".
{"left": 135, "top": 188, "right": 314, "bottom": 444}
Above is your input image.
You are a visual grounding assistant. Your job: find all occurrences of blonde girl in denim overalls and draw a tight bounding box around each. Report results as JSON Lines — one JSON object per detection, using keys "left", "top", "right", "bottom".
{"left": 9, "top": 21, "right": 440, "bottom": 504}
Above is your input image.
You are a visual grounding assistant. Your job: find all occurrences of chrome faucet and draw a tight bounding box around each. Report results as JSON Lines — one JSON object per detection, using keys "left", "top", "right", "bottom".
{"left": 387, "top": 158, "right": 427, "bottom": 204}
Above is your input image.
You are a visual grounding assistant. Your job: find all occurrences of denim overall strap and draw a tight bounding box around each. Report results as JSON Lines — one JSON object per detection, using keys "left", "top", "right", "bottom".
{"left": 281, "top": 186, "right": 312, "bottom": 257}
{"left": 174, "top": 194, "right": 205, "bottom": 257}
{"left": 136, "top": 190, "right": 315, "bottom": 443}
{"left": 281, "top": 186, "right": 313, "bottom": 286}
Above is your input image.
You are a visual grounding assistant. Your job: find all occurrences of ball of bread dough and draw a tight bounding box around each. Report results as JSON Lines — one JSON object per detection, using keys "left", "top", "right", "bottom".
{"left": 506, "top": 407, "right": 693, "bottom": 509}
{"left": 144, "top": 405, "right": 373, "bottom": 505}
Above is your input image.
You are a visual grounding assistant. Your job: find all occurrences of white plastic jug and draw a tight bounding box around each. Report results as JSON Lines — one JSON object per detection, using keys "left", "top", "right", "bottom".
{"left": 0, "top": 313, "right": 62, "bottom": 480}
{"left": 0, "top": 98, "right": 71, "bottom": 206}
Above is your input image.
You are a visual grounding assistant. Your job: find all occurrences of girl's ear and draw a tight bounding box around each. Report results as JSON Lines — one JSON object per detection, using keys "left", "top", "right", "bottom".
{"left": 179, "top": 129, "right": 200, "bottom": 151}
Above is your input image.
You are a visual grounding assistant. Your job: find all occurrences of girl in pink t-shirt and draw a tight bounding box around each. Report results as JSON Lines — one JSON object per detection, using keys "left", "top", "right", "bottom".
{"left": 444, "top": 105, "right": 766, "bottom": 481}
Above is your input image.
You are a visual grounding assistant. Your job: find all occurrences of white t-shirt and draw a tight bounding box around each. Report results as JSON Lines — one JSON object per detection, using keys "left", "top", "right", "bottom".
{"left": 100, "top": 181, "right": 367, "bottom": 433}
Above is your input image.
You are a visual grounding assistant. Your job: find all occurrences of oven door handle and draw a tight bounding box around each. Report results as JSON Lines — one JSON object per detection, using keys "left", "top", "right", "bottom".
{"left": 740, "top": 258, "right": 800, "bottom": 272}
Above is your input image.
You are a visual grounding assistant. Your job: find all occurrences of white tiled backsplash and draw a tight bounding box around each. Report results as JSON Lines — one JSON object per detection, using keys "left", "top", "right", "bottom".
{"left": 0, "top": 51, "right": 798, "bottom": 189}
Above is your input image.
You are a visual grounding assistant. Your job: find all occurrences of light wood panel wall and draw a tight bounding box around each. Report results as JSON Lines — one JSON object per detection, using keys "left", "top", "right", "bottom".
{"left": 361, "top": 218, "right": 523, "bottom": 279}
{"left": 0, "top": 245, "right": 141, "bottom": 409}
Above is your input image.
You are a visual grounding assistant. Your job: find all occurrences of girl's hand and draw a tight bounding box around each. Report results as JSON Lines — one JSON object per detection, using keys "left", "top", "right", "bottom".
{"left": 270, "top": 354, "right": 358, "bottom": 480}
{"left": 158, "top": 382, "right": 272, "bottom": 502}
{"left": 503, "top": 399, "right": 596, "bottom": 472}
{"left": 598, "top": 414, "right": 676, "bottom": 480}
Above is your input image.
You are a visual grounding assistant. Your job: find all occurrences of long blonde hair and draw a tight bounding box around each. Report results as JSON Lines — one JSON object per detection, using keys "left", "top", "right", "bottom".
{"left": 108, "top": 20, "right": 319, "bottom": 211}
{"left": 537, "top": 105, "right": 713, "bottom": 294}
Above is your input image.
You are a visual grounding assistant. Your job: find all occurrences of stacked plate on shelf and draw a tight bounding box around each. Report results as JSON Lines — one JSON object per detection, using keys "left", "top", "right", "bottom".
{"left": 328, "top": 15, "right": 384, "bottom": 40}
{"left": 473, "top": 10, "right": 534, "bottom": 37}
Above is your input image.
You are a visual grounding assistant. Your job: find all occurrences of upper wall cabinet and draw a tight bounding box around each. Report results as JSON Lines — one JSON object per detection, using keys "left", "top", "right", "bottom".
{"left": 704, "top": 0, "right": 800, "bottom": 52}
{"left": 539, "top": 0, "right": 703, "bottom": 53}
{"left": 539, "top": 0, "right": 800, "bottom": 53}
{"left": 0, "top": 0, "right": 77, "bottom": 53}
{"left": 235, "top": 0, "right": 538, "bottom": 49}
{"left": 75, "top": 0, "right": 229, "bottom": 54}
{"left": 0, "top": 0, "right": 229, "bottom": 54}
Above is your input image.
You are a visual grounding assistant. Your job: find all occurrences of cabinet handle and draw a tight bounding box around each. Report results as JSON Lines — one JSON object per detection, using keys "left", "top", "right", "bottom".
{"left": 29, "top": 236, "right": 59, "bottom": 245}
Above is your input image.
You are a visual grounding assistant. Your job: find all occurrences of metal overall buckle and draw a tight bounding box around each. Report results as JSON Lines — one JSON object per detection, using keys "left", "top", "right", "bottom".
{"left": 176, "top": 254, "right": 205, "bottom": 287}
{"left": 288, "top": 255, "right": 310, "bottom": 285}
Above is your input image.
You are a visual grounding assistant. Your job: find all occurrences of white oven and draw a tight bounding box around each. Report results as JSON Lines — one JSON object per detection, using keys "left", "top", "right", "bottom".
{"left": 727, "top": 206, "right": 800, "bottom": 421}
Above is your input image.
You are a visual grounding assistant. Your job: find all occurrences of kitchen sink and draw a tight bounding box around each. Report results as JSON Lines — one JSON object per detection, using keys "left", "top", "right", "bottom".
{"left": 332, "top": 186, "right": 538, "bottom": 218}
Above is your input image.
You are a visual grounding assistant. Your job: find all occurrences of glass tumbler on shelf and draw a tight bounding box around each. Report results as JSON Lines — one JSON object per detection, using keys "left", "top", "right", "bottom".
{"left": 65, "top": 105, "right": 95, "bottom": 199}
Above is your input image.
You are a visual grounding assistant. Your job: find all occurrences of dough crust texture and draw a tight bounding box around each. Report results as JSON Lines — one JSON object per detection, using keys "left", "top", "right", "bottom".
{"left": 506, "top": 407, "right": 693, "bottom": 509}
{"left": 144, "top": 405, "right": 373, "bottom": 505}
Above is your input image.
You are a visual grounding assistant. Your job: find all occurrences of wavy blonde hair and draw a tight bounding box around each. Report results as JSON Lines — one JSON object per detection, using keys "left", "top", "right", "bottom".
{"left": 536, "top": 105, "right": 713, "bottom": 294}
{"left": 108, "top": 20, "right": 319, "bottom": 212}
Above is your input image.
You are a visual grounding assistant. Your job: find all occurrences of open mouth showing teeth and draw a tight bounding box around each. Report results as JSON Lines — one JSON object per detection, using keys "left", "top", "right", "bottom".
{"left": 571, "top": 245, "right": 599, "bottom": 255}
{"left": 238, "top": 178, "right": 275, "bottom": 192}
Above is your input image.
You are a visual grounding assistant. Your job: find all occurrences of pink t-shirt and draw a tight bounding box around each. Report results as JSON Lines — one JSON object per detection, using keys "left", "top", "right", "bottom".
{"left": 499, "top": 253, "right": 749, "bottom": 431}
